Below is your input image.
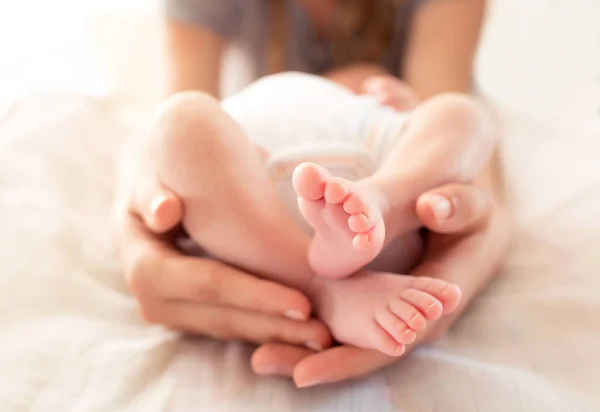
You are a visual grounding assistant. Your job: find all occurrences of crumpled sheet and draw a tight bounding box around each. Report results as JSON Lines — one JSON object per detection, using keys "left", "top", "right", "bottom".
{"left": 0, "top": 88, "right": 597, "bottom": 411}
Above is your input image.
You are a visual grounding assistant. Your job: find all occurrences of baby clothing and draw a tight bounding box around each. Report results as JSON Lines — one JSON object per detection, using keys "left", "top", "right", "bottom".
{"left": 221, "top": 72, "right": 408, "bottom": 231}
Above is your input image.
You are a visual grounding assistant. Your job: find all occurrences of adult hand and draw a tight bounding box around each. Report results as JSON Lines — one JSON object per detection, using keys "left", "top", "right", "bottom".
{"left": 112, "top": 137, "right": 331, "bottom": 350}
{"left": 251, "top": 178, "right": 511, "bottom": 387}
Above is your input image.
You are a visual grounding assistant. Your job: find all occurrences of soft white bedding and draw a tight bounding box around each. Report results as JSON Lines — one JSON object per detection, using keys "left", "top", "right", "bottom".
{"left": 0, "top": 1, "right": 599, "bottom": 410}
{"left": 0, "top": 93, "right": 597, "bottom": 411}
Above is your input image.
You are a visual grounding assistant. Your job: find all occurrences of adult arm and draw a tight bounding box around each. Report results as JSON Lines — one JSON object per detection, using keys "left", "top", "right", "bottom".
{"left": 402, "top": 0, "right": 486, "bottom": 98}
{"left": 161, "top": 0, "right": 241, "bottom": 96}
{"left": 162, "top": 20, "right": 223, "bottom": 96}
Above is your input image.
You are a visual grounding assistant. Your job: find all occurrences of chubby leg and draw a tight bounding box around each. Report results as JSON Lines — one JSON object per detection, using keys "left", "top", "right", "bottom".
{"left": 294, "top": 93, "right": 496, "bottom": 278}
{"left": 152, "top": 91, "right": 313, "bottom": 290}
{"left": 152, "top": 90, "right": 461, "bottom": 356}
{"left": 374, "top": 93, "right": 497, "bottom": 235}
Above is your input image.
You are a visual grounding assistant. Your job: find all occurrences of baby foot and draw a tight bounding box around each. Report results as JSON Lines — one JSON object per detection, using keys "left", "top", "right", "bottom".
{"left": 309, "top": 273, "right": 462, "bottom": 357}
{"left": 292, "top": 162, "right": 386, "bottom": 278}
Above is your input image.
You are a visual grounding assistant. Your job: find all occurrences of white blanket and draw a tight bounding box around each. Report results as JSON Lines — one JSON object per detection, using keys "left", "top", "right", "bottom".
{"left": 1, "top": 2, "right": 599, "bottom": 410}
{"left": 0, "top": 90, "right": 597, "bottom": 411}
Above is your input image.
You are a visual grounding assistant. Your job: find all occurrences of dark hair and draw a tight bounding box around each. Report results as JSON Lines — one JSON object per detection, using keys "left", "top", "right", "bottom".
{"left": 268, "top": 0, "right": 404, "bottom": 72}
{"left": 329, "top": 0, "right": 399, "bottom": 66}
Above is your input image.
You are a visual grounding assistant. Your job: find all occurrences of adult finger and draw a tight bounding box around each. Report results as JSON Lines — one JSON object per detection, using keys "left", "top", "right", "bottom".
{"left": 142, "top": 301, "right": 332, "bottom": 350}
{"left": 416, "top": 183, "right": 492, "bottom": 234}
{"left": 293, "top": 345, "right": 396, "bottom": 388}
{"left": 131, "top": 178, "right": 183, "bottom": 234}
{"left": 119, "top": 210, "right": 314, "bottom": 321}
{"left": 116, "top": 137, "right": 182, "bottom": 234}
{"left": 251, "top": 343, "right": 312, "bottom": 377}
{"left": 118, "top": 211, "right": 329, "bottom": 348}
{"left": 115, "top": 204, "right": 176, "bottom": 283}
{"left": 151, "top": 256, "right": 313, "bottom": 321}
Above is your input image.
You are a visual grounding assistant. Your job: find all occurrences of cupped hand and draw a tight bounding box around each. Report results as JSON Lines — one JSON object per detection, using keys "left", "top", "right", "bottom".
{"left": 251, "top": 181, "right": 510, "bottom": 387}
{"left": 112, "top": 138, "right": 332, "bottom": 350}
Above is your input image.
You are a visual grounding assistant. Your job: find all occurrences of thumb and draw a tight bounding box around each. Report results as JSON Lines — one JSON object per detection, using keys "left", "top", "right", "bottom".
{"left": 416, "top": 184, "right": 492, "bottom": 234}
{"left": 132, "top": 179, "right": 183, "bottom": 234}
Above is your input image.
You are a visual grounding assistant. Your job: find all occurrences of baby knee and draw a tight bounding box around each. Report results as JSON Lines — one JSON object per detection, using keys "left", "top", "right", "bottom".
{"left": 426, "top": 93, "right": 496, "bottom": 140}
{"left": 155, "top": 91, "right": 220, "bottom": 131}
{"left": 151, "top": 91, "right": 223, "bottom": 150}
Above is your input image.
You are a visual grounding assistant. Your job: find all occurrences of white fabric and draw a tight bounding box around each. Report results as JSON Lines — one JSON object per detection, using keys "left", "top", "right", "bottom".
{"left": 0, "top": 90, "right": 598, "bottom": 411}
{"left": 0, "top": 1, "right": 599, "bottom": 410}
{"left": 223, "top": 72, "right": 404, "bottom": 158}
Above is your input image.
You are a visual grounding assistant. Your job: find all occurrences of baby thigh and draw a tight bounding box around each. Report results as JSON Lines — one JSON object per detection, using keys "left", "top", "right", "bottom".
{"left": 152, "top": 92, "right": 311, "bottom": 285}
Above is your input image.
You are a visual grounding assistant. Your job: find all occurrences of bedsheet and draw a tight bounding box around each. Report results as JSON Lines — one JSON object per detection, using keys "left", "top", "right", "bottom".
{"left": 0, "top": 88, "right": 597, "bottom": 411}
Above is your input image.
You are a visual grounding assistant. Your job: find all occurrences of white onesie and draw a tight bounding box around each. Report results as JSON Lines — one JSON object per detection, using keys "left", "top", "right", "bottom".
{"left": 222, "top": 72, "right": 408, "bottom": 231}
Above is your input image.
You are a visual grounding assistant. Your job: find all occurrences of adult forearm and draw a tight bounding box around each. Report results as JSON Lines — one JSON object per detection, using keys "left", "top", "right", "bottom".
{"left": 402, "top": 0, "right": 485, "bottom": 100}
{"left": 162, "top": 19, "right": 222, "bottom": 97}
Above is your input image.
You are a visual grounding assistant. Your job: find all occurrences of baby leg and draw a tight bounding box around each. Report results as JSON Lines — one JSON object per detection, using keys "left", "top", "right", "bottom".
{"left": 151, "top": 92, "right": 313, "bottom": 290}
{"left": 152, "top": 91, "right": 461, "bottom": 356}
{"left": 373, "top": 93, "right": 497, "bottom": 237}
{"left": 294, "top": 93, "right": 496, "bottom": 278}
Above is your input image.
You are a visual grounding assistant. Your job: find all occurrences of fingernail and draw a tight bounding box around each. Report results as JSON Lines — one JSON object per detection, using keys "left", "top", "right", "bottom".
{"left": 150, "top": 194, "right": 168, "bottom": 216}
{"left": 428, "top": 194, "right": 452, "bottom": 223}
{"left": 284, "top": 309, "right": 306, "bottom": 321}
{"left": 305, "top": 340, "right": 323, "bottom": 352}
{"left": 296, "top": 377, "right": 323, "bottom": 388}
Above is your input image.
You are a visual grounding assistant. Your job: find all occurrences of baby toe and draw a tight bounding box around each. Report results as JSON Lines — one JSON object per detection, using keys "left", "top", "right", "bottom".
{"left": 439, "top": 284, "right": 462, "bottom": 313}
{"left": 324, "top": 177, "right": 350, "bottom": 204}
{"left": 370, "top": 323, "right": 407, "bottom": 357}
{"left": 409, "top": 277, "right": 463, "bottom": 313}
{"left": 352, "top": 233, "right": 371, "bottom": 250}
{"left": 348, "top": 213, "right": 373, "bottom": 233}
{"left": 343, "top": 192, "right": 369, "bottom": 215}
{"left": 292, "top": 162, "right": 330, "bottom": 200}
{"left": 388, "top": 298, "right": 427, "bottom": 331}
{"left": 375, "top": 309, "right": 416, "bottom": 345}
{"left": 401, "top": 289, "right": 444, "bottom": 320}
